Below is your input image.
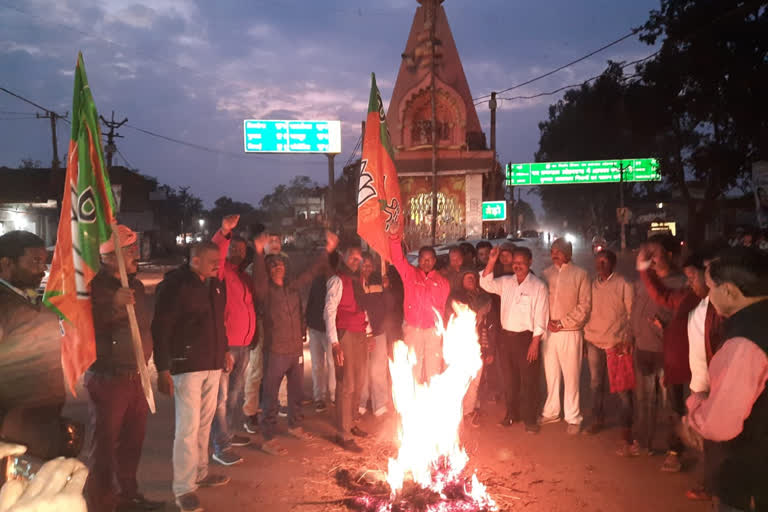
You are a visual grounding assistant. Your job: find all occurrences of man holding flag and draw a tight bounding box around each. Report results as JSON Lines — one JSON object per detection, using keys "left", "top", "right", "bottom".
{"left": 41, "top": 52, "right": 156, "bottom": 510}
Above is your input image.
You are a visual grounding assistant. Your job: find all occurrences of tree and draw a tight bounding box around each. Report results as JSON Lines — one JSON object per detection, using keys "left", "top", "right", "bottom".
{"left": 259, "top": 175, "right": 324, "bottom": 223}
{"left": 637, "top": 0, "right": 768, "bottom": 242}
{"left": 534, "top": 63, "right": 656, "bottom": 235}
{"left": 18, "top": 158, "right": 42, "bottom": 169}
{"left": 208, "top": 196, "right": 258, "bottom": 229}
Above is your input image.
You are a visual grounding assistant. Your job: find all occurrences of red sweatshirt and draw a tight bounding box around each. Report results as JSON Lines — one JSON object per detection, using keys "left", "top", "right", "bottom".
{"left": 213, "top": 230, "right": 256, "bottom": 347}
{"left": 389, "top": 236, "right": 450, "bottom": 329}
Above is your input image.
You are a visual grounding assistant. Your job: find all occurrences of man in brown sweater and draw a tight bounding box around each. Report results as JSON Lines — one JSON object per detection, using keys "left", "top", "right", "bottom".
{"left": 583, "top": 250, "right": 634, "bottom": 448}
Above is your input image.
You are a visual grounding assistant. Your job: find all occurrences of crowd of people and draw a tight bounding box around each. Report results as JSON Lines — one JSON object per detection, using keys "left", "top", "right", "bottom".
{"left": 1, "top": 216, "right": 768, "bottom": 512}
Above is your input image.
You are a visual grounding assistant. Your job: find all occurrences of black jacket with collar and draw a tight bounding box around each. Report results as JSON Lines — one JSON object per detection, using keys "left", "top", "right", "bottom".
{"left": 151, "top": 265, "right": 229, "bottom": 375}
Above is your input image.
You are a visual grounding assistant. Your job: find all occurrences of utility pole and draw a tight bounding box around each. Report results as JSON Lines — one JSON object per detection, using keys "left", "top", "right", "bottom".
{"left": 326, "top": 153, "right": 336, "bottom": 228}
{"left": 429, "top": 0, "right": 440, "bottom": 246}
{"left": 489, "top": 92, "right": 497, "bottom": 200}
{"left": 0, "top": 87, "right": 67, "bottom": 169}
{"left": 35, "top": 111, "right": 68, "bottom": 169}
{"left": 100, "top": 111, "right": 128, "bottom": 171}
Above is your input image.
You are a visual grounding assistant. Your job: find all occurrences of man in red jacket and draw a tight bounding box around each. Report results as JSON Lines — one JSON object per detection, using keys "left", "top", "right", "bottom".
{"left": 388, "top": 224, "right": 450, "bottom": 384}
{"left": 637, "top": 246, "right": 713, "bottom": 473}
{"left": 210, "top": 215, "right": 255, "bottom": 466}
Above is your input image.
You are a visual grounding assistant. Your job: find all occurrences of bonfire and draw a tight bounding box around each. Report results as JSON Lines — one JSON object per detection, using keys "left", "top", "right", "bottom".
{"left": 350, "top": 304, "right": 497, "bottom": 512}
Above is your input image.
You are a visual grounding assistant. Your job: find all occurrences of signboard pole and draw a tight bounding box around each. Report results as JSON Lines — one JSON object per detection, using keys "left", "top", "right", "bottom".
{"left": 327, "top": 153, "right": 335, "bottom": 228}
{"left": 619, "top": 161, "right": 626, "bottom": 250}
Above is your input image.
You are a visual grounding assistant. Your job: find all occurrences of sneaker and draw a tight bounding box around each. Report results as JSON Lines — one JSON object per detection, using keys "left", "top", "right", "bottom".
{"left": 287, "top": 425, "right": 313, "bottom": 440}
{"left": 315, "top": 400, "right": 327, "bottom": 413}
{"left": 334, "top": 436, "right": 363, "bottom": 453}
{"left": 373, "top": 406, "right": 388, "bottom": 418}
{"left": 525, "top": 423, "right": 540, "bottom": 435}
{"left": 261, "top": 439, "right": 288, "bottom": 456}
{"left": 243, "top": 415, "right": 259, "bottom": 434}
{"left": 230, "top": 434, "right": 251, "bottom": 447}
{"left": 278, "top": 406, "right": 288, "bottom": 417}
{"left": 116, "top": 495, "right": 164, "bottom": 511}
{"left": 616, "top": 440, "right": 641, "bottom": 457}
{"left": 212, "top": 450, "right": 243, "bottom": 466}
{"left": 661, "top": 451, "right": 682, "bottom": 473}
{"left": 566, "top": 423, "right": 581, "bottom": 435}
{"left": 350, "top": 426, "right": 369, "bottom": 438}
{"left": 175, "top": 492, "right": 203, "bottom": 512}
{"left": 538, "top": 415, "right": 560, "bottom": 426}
{"left": 196, "top": 474, "right": 230, "bottom": 488}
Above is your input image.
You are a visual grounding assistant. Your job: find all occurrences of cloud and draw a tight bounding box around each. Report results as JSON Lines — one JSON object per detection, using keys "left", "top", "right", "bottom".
{"left": 0, "top": 41, "right": 42, "bottom": 56}
{"left": 104, "top": 4, "right": 158, "bottom": 29}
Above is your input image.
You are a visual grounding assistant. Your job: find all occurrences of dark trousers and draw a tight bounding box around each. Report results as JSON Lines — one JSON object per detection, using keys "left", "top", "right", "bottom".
{"left": 335, "top": 330, "right": 367, "bottom": 440}
{"left": 586, "top": 342, "right": 633, "bottom": 436}
{"left": 497, "top": 330, "right": 539, "bottom": 427}
{"left": 667, "top": 383, "right": 686, "bottom": 454}
{"left": 260, "top": 352, "right": 304, "bottom": 440}
{"left": 84, "top": 371, "right": 149, "bottom": 512}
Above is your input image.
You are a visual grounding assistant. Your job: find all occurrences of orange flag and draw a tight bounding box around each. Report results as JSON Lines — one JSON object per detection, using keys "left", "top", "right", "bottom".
{"left": 43, "top": 53, "right": 117, "bottom": 394}
{"left": 357, "top": 73, "right": 404, "bottom": 262}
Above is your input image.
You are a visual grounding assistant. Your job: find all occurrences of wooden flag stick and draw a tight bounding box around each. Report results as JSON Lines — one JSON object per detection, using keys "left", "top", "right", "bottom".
{"left": 112, "top": 225, "right": 157, "bottom": 413}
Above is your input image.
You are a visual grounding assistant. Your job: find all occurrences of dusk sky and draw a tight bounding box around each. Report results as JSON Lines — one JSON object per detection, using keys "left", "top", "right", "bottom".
{"left": 0, "top": 0, "right": 661, "bottom": 212}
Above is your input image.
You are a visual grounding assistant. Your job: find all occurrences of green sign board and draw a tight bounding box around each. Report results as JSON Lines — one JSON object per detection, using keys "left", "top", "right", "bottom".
{"left": 481, "top": 201, "right": 507, "bottom": 221}
{"left": 243, "top": 120, "right": 341, "bottom": 153}
{"left": 505, "top": 158, "right": 660, "bottom": 186}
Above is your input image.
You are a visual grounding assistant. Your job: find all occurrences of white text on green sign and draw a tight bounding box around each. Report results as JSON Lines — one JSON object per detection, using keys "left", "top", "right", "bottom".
{"left": 505, "top": 158, "right": 660, "bottom": 186}
{"left": 243, "top": 120, "right": 341, "bottom": 154}
{"left": 482, "top": 201, "right": 506, "bottom": 221}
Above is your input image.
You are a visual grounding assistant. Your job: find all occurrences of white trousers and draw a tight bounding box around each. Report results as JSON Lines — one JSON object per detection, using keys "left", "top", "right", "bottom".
{"left": 541, "top": 330, "right": 583, "bottom": 425}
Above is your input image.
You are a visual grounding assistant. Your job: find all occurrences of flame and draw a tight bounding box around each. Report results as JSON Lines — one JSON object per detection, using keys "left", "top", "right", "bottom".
{"left": 384, "top": 303, "right": 496, "bottom": 510}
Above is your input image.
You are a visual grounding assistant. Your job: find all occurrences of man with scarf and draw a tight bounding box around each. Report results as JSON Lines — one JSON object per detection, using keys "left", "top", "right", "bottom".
{"left": 325, "top": 245, "right": 372, "bottom": 453}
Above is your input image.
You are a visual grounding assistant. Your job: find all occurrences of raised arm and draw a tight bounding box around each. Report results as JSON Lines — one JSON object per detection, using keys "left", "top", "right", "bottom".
{"left": 212, "top": 214, "right": 240, "bottom": 281}
{"left": 479, "top": 246, "right": 503, "bottom": 295}
{"left": 290, "top": 231, "right": 339, "bottom": 291}
{"left": 251, "top": 233, "right": 269, "bottom": 302}
{"left": 388, "top": 223, "right": 415, "bottom": 283}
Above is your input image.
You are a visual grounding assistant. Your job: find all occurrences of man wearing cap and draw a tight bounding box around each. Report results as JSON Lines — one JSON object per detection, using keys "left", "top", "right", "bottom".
{"left": 540, "top": 238, "right": 592, "bottom": 435}
{"left": 85, "top": 225, "right": 163, "bottom": 511}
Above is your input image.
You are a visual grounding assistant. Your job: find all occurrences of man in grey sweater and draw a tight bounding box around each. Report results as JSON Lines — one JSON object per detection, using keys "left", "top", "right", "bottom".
{"left": 583, "top": 250, "right": 634, "bottom": 448}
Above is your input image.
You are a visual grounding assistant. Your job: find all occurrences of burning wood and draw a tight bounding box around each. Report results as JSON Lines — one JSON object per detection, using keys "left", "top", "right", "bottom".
{"left": 338, "top": 304, "right": 497, "bottom": 511}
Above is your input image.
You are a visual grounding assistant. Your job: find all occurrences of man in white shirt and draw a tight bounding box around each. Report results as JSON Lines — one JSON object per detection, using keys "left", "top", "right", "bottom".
{"left": 480, "top": 246, "right": 549, "bottom": 433}
{"left": 540, "top": 238, "right": 592, "bottom": 435}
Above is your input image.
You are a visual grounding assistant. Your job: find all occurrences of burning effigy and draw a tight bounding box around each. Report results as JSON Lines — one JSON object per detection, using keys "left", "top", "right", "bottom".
{"left": 344, "top": 304, "right": 497, "bottom": 512}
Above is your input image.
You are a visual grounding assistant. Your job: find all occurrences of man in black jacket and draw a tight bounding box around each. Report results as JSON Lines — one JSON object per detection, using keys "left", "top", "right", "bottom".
{"left": 85, "top": 225, "right": 162, "bottom": 512}
{"left": 152, "top": 241, "right": 234, "bottom": 512}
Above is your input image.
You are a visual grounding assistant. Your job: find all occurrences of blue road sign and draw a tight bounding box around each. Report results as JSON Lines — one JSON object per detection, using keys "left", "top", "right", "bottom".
{"left": 243, "top": 120, "right": 341, "bottom": 154}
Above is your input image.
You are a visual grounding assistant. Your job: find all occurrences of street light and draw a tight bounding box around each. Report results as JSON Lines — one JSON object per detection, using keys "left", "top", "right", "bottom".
{"left": 198, "top": 219, "right": 205, "bottom": 228}
{"left": 657, "top": 202, "right": 664, "bottom": 209}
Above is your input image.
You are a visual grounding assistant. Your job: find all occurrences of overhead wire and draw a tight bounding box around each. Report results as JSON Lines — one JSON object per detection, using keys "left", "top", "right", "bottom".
{"left": 472, "top": 29, "right": 641, "bottom": 102}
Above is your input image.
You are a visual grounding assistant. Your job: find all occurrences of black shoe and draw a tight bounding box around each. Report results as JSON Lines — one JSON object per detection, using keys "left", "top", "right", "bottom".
{"left": 525, "top": 423, "right": 540, "bottom": 434}
{"left": 315, "top": 400, "right": 327, "bottom": 413}
{"left": 334, "top": 436, "right": 363, "bottom": 453}
{"left": 350, "top": 426, "right": 368, "bottom": 438}
{"left": 212, "top": 449, "right": 243, "bottom": 466}
{"left": 230, "top": 434, "right": 251, "bottom": 447}
{"left": 117, "top": 495, "right": 165, "bottom": 511}
{"left": 175, "top": 492, "right": 203, "bottom": 512}
{"left": 244, "top": 415, "right": 259, "bottom": 434}
{"left": 584, "top": 422, "right": 603, "bottom": 435}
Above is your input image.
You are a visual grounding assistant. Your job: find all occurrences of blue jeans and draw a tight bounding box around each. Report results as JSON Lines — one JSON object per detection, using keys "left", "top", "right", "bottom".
{"left": 211, "top": 346, "right": 249, "bottom": 454}
{"left": 360, "top": 334, "right": 388, "bottom": 413}
{"left": 309, "top": 328, "right": 335, "bottom": 402}
{"left": 171, "top": 370, "right": 221, "bottom": 497}
{"left": 260, "top": 352, "right": 304, "bottom": 440}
